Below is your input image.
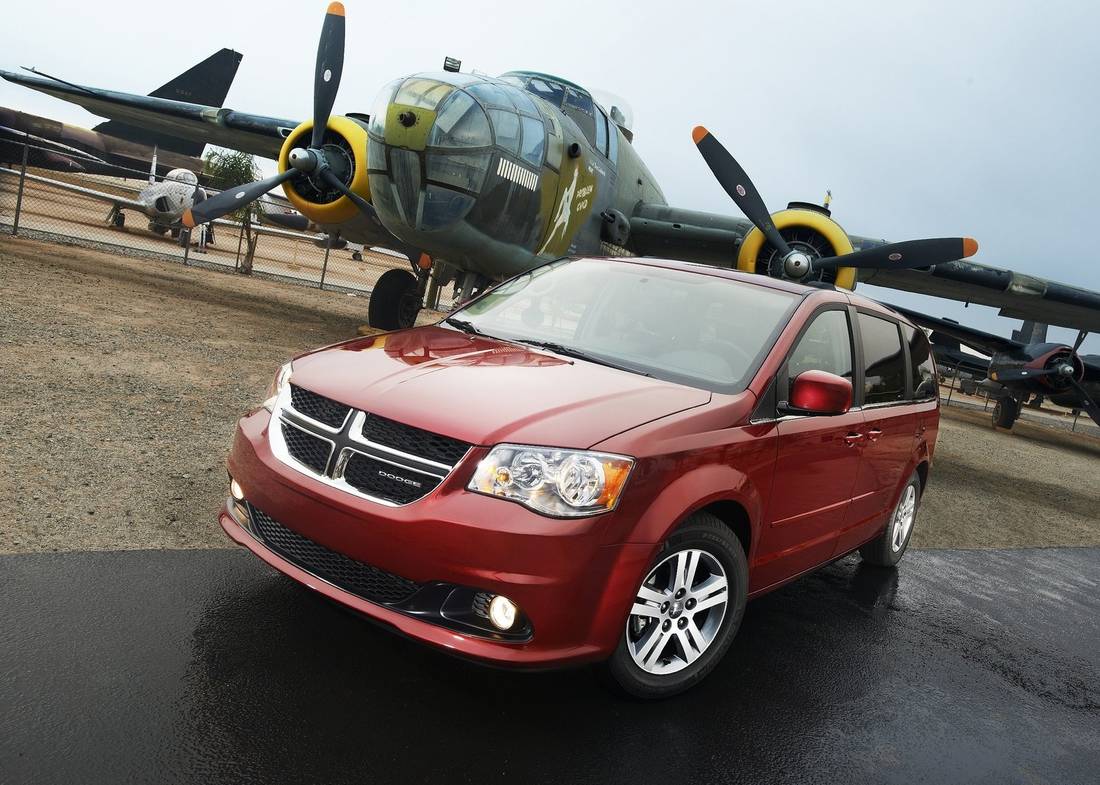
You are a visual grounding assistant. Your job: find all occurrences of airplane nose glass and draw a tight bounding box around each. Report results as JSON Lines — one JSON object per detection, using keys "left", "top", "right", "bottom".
{"left": 427, "top": 91, "right": 491, "bottom": 149}
{"left": 368, "top": 74, "right": 550, "bottom": 236}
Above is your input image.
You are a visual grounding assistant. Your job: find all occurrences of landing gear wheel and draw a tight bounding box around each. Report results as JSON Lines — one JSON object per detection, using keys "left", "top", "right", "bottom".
{"left": 993, "top": 396, "right": 1020, "bottom": 429}
{"left": 860, "top": 472, "right": 921, "bottom": 567}
{"left": 600, "top": 511, "right": 747, "bottom": 699}
{"left": 352, "top": 250, "right": 363, "bottom": 262}
{"left": 112, "top": 212, "right": 125, "bottom": 228}
{"left": 368, "top": 268, "right": 420, "bottom": 330}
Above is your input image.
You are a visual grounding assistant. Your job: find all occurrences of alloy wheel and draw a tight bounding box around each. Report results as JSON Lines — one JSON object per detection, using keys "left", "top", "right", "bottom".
{"left": 626, "top": 548, "right": 729, "bottom": 675}
{"left": 891, "top": 484, "right": 917, "bottom": 552}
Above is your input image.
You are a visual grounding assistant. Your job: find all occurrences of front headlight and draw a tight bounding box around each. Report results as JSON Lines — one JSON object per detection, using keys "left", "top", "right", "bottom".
{"left": 468, "top": 445, "right": 634, "bottom": 517}
{"left": 262, "top": 361, "right": 293, "bottom": 412}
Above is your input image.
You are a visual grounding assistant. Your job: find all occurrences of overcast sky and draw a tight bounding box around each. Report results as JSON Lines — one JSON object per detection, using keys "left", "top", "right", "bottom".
{"left": 4, "top": 0, "right": 1099, "bottom": 352}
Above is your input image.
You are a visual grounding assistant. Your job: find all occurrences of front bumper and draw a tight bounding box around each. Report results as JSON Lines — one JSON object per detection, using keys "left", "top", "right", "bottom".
{"left": 222, "top": 409, "right": 655, "bottom": 668}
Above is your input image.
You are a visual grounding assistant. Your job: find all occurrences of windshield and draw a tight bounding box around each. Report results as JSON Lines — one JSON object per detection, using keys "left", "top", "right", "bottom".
{"left": 451, "top": 259, "right": 799, "bottom": 392}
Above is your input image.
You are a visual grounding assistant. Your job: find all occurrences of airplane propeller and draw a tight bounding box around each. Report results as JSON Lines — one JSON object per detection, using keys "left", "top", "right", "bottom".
{"left": 183, "top": 2, "right": 366, "bottom": 229}
{"left": 691, "top": 126, "right": 979, "bottom": 282}
{"left": 992, "top": 362, "right": 1100, "bottom": 428}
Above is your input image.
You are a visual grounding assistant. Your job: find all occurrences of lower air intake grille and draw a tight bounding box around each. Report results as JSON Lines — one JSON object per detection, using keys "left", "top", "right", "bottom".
{"left": 343, "top": 452, "right": 440, "bottom": 505}
{"left": 281, "top": 422, "right": 331, "bottom": 474}
{"left": 248, "top": 504, "right": 421, "bottom": 605}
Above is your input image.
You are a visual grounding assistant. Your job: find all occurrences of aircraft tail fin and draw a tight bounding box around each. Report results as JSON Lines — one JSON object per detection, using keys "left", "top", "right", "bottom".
{"left": 93, "top": 48, "right": 243, "bottom": 157}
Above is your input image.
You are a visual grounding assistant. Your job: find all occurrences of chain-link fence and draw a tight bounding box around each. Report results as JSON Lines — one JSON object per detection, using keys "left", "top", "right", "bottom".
{"left": 0, "top": 136, "right": 452, "bottom": 309}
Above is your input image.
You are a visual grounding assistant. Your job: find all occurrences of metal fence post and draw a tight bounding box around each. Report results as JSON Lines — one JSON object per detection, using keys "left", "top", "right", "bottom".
{"left": 319, "top": 239, "right": 331, "bottom": 289}
{"left": 945, "top": 362, "right": 958, "bottom": 407}
{"left": 12, "top": 134, "right": 29, "bottom": 236}
{"left": 235, "top": 220, "right": 245, "bottom": 272}
{"left": 182, "top": 229, "right": 191, "bottom": 265}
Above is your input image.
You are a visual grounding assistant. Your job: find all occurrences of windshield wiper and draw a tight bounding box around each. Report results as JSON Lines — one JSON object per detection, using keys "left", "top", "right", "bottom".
{"left": 444, "top": 317, "right": 483, "bottom": 335}
{"left": 517, "top": 339, "right": 653, "bottom": 377}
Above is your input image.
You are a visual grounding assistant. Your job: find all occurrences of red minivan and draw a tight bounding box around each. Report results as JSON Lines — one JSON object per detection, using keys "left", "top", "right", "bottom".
{"left": 221, "top": 256, "right": 938, "bottom": 697}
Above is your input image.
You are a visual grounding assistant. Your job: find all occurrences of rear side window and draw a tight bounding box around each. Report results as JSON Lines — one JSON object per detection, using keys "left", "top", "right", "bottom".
{"left": 903, "top": 324, "right": 938, "bottom": 400}
{"left": 859, "top": 314, "right": 906, "bottom": 405}
{"left": 784, "top": 309, "right": 853, "bottom": 401}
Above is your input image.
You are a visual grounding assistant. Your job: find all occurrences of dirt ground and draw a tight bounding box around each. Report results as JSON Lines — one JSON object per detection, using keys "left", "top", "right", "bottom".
{"left": 1, "top": 235, "right": 1098, "bottom": 554}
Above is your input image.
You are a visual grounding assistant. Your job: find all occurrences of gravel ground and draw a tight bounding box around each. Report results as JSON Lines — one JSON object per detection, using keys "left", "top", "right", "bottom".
{"left": 1, "top": 235, "right": 1098, "bottom": 554}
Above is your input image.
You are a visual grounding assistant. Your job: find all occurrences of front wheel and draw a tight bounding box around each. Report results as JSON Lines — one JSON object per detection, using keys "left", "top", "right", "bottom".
{"left": 600, "top": 511, "right": 748, "bottom": 699}
{"left": 368, "top": 268, "right": 420, "bottom": 330}
{"left": 993, "top": 396, "right": 1019, "bottom": 429}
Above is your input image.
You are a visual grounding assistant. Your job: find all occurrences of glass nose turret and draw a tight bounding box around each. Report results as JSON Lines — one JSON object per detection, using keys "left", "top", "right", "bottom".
{"left": 366, "top": 72, "right": 553, "bottom": 258}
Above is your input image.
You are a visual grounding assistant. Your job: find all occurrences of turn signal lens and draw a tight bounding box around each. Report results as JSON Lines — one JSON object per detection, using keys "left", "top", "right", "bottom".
{"left": 469, "top": 444, "right": 634, "bottom": 517}
{"left": 230, "top": 479, "right": 244, "bottom": 501}
{"left": 488, "top": 595, "right": 518, "bottom": 630}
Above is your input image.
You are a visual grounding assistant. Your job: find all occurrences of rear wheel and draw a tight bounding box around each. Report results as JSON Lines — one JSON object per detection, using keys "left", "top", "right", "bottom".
{"left": 368, "top": 269, "right": 420, "bottom": 330}
{"left": 860, "top": 472, "right": 921, "bottom": 567}
{"left": 993, "top": 396, "right": 1020, "bottom": 428}
{"left": 600, "top": 512, "right": 747, "bottom": 699}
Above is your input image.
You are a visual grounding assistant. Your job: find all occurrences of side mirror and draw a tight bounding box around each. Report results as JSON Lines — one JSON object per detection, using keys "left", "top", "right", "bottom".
{"left": 782, "top": 370, "right": 853, "bottom": 416}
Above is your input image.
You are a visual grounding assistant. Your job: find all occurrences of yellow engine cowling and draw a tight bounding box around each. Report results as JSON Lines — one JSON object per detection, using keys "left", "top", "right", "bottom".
{"left": 277, "top": 116, "right": 371, "bottom": 226}
{"left": 736, "top": 208, "right": 858, "bottom": 291}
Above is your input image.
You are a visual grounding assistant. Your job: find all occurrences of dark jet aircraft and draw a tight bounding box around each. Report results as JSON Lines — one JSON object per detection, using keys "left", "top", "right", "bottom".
{"left": 0, "top": 48, "right": 241, "bottom": 179}
{"left": 5, "top": 3, "right": 1100, "bottom": 340}
{"left": 891, "top": 305, "right": 1100, "bottom": 431}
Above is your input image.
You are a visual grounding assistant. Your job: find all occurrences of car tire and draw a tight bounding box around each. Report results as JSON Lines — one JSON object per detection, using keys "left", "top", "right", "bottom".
{"left": 599, "top": 511, "right": 748, "bottom": 699}
{"left": 859, "top": 472, "right": 921, "bottom": 567}
{"left": 368, "top": 268, "right": 420, "bottom": 330}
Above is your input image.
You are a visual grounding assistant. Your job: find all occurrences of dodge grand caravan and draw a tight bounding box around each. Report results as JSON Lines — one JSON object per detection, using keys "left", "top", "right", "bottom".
{"left": 220, "top": 256, "right": 939, "bottom": 697}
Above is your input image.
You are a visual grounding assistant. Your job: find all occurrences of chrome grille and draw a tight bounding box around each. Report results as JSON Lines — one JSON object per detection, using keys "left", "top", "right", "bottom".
{"left": 281, "top": 421, "right": 331, "bottom": 474}
{"left": 269, "top": 383, "right": 471, "bottom": 506}
{"left": 290, "top": 384, "right": 351, "bottom": 429}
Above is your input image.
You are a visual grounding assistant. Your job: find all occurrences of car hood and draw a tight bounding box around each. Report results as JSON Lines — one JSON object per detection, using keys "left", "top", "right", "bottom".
{"left": 289, "top": 326, "right": 712, "bottom": 448}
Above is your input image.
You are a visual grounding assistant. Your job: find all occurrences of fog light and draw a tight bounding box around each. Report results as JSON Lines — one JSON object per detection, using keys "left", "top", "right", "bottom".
{"left": 230, "top": 479, "right": 244, "bottom": 501}
{"left": 488, "top": 595, "right": 518, "bottom": 631}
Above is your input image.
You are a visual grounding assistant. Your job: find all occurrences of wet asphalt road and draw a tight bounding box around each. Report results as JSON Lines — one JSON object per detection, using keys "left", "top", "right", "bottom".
{"left": 2, "top": 547, "right": 1097, "bottom": 785}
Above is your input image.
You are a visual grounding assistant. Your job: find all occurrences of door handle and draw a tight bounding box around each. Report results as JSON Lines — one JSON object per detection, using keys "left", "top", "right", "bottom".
{"left": 866, "top": 428, "right": 883, "bottom": 443}
{"left": 843, "top": 432, "right": 864, "bottom": 447}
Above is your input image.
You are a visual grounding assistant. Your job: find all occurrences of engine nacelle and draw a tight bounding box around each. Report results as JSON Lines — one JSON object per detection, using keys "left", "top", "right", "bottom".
{"left": 277, "top": 115, "right": 371, "bottom": 226}
{"left": 736, "top": 207, "right": 858, "bottom": 290}
{"left": 990, "top": 343, "right": 1085, "bottom": 393}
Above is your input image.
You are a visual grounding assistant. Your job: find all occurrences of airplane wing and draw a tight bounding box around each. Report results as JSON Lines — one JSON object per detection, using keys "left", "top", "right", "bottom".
{"left": 0, "top": 70, "right": 297, "bottom": 160}
{"left": 854, "top": 245, "right": 1100, "bottom": 334}
{"left": 885, "top": 304, "right": 1024, "bottom": 357}
{"left": 0, "top": 167, "right": 146, "bottom": 211}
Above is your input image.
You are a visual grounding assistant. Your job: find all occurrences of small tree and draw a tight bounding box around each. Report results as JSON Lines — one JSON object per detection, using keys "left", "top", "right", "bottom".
{"left": 203, "top": 148, "right": 262, "bottom": 272}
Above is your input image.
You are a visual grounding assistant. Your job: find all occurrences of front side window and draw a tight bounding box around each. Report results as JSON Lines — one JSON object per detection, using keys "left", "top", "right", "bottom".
{"left": 903, "top": 324, "right": 938, "bottom": 400}
{"left": 454, "top": 260, "right": 798, "bottom": 392}
{"left": 562, "top": 89, "right": 596, "bottom": 144}
{"left": 595, "top": 107, "right": 609, "bottom": 157}
{"left": 784, "top": 309, "right": 853, "bottom": 402}
{"left": 859, "top": 313, "right": 906, "bottom": 405}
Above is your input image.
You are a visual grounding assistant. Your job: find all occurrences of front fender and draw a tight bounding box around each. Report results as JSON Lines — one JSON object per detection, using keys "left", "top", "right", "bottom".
{"left": 600, "top": 423, "right": 778, "bottom": 561}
